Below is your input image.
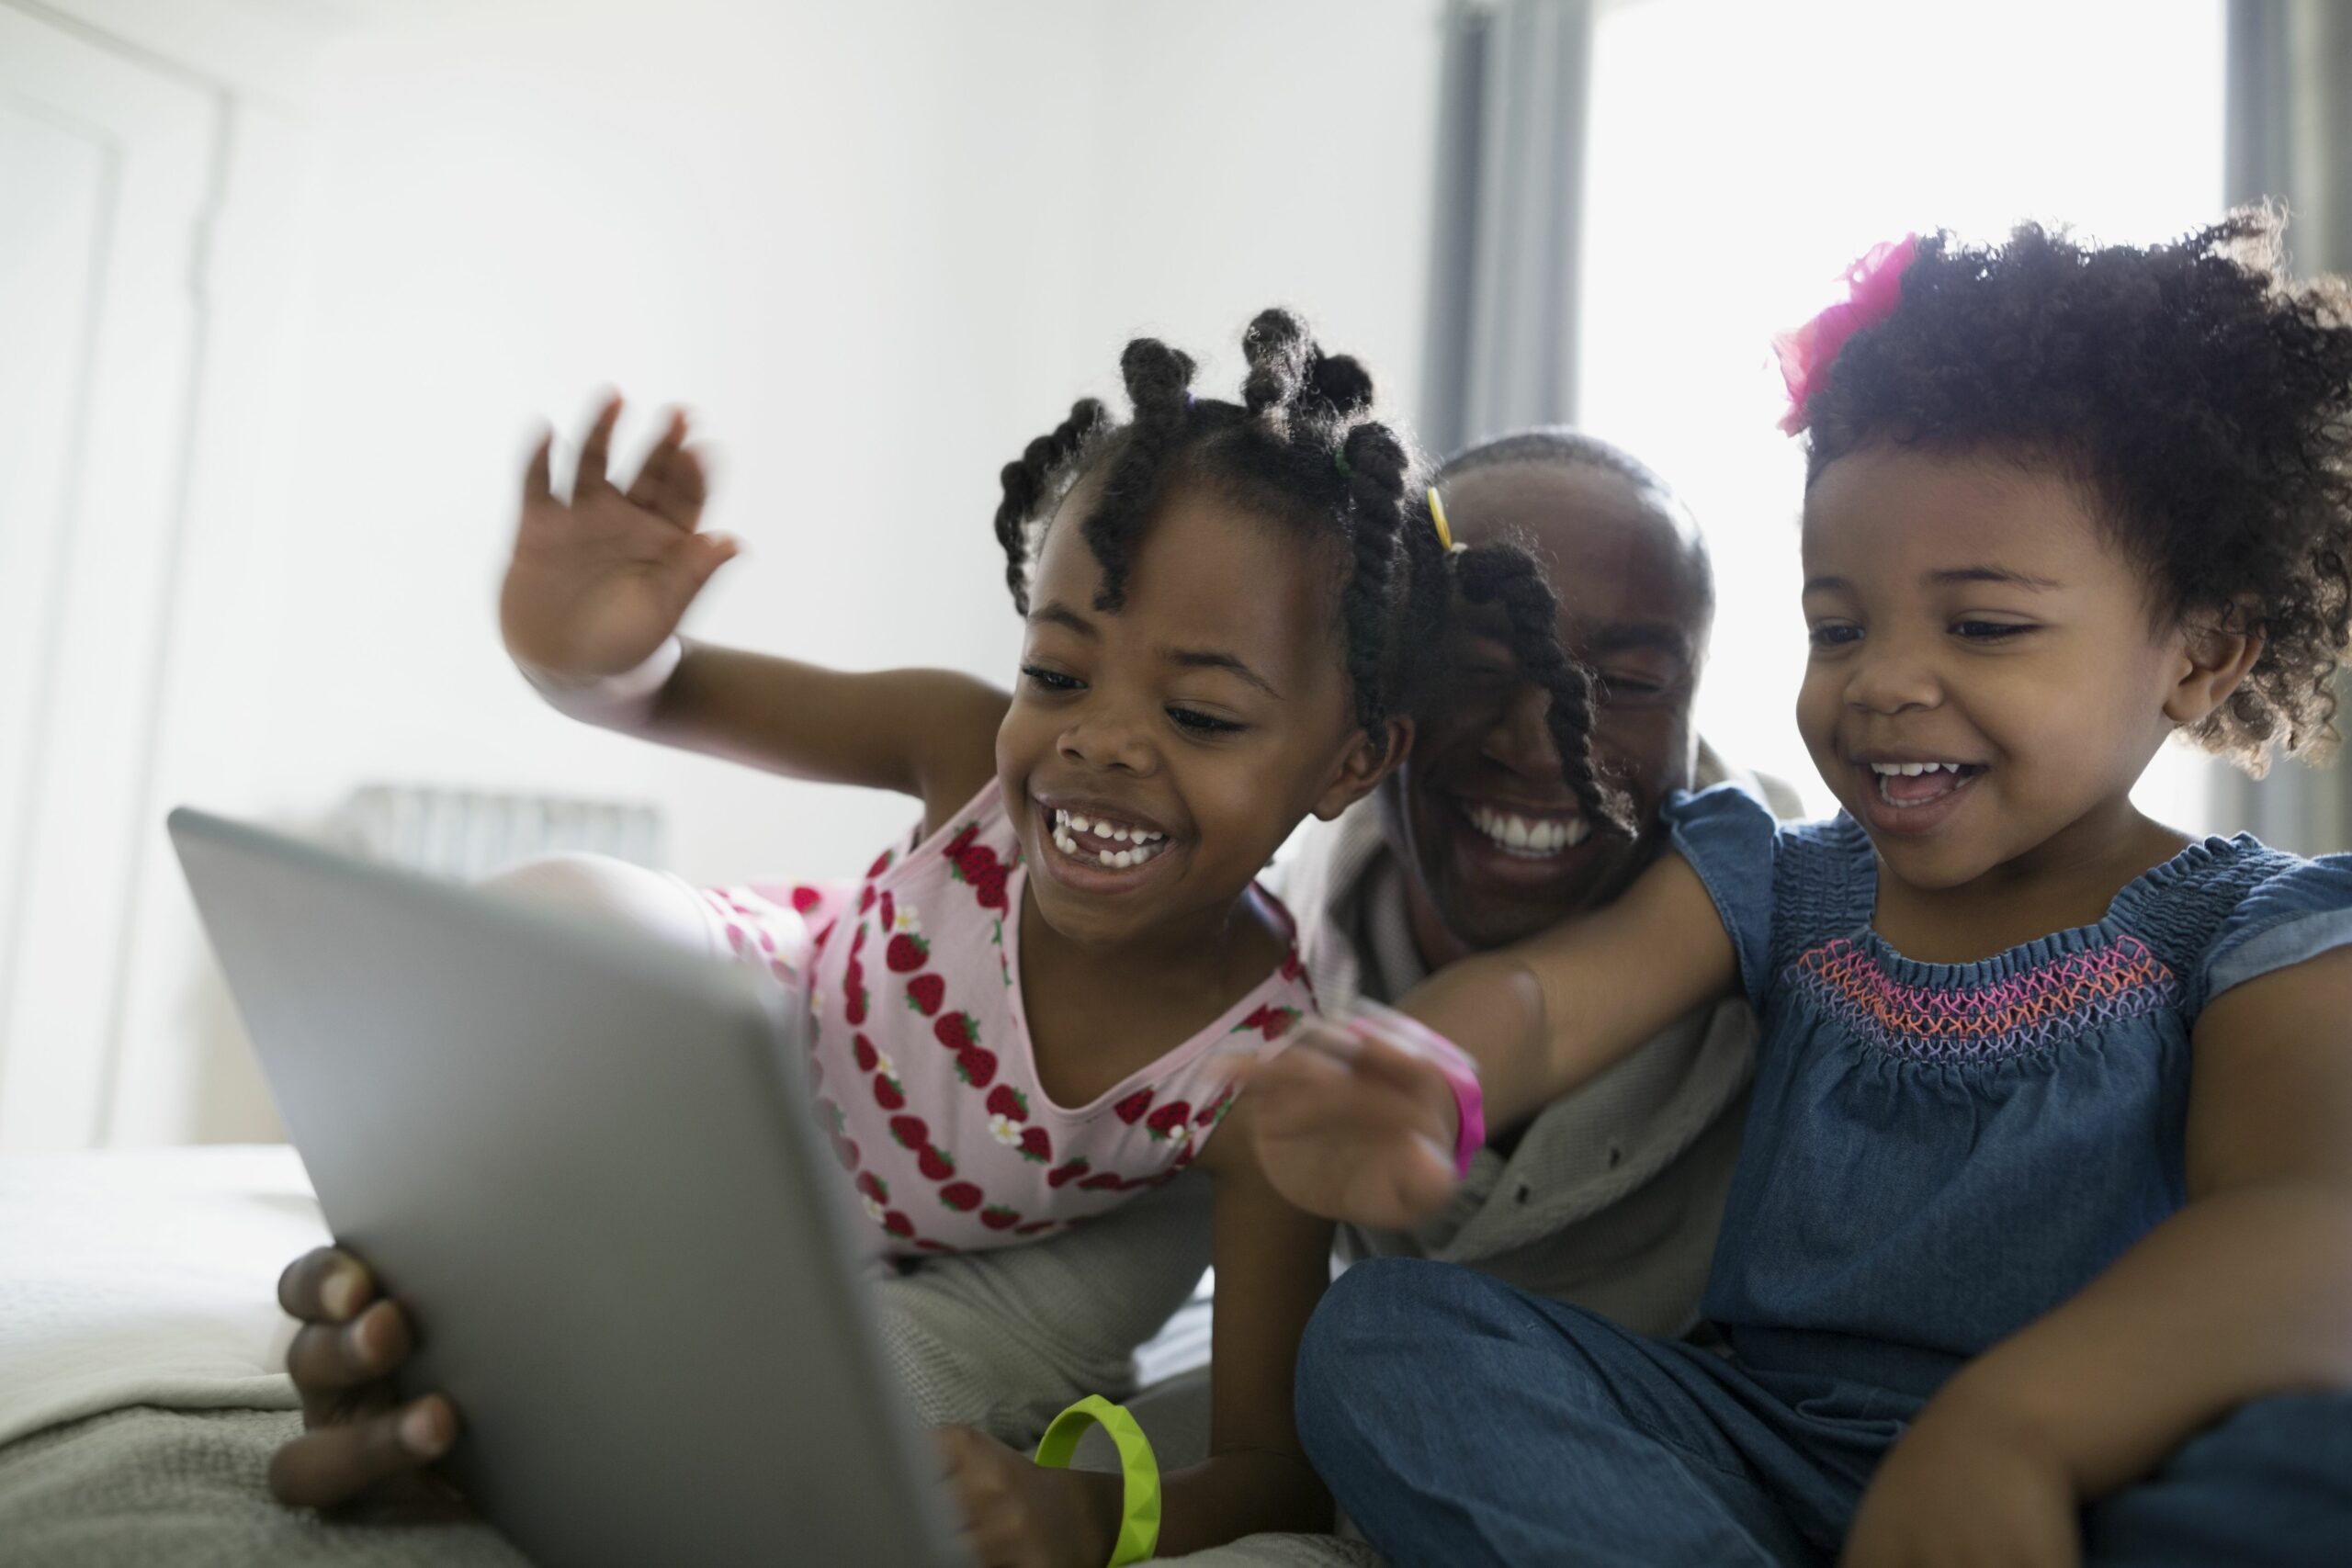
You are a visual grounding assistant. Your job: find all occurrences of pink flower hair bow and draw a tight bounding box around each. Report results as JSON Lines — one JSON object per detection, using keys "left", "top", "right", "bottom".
{"left": 1772, "top": 232, "right": 1919, "bottom": 435}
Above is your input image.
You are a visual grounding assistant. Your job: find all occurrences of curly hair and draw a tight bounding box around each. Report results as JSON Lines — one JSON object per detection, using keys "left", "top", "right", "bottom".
{"left": 1801, "top": 209, "right": 2352, "bottom": 773}
{"left": 992, "top": 309, "right": 1631, "bottom": 831}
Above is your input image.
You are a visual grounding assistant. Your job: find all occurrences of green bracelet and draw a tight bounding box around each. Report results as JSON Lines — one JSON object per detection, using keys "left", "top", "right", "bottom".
{"left": 1032, "top": 1394, "right": 1161, "bottom": 1567}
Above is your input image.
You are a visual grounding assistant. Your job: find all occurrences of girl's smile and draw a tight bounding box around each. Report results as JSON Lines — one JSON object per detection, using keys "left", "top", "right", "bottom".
{"left": 1849, "top": 757, "right": 1987, "bottom": 836}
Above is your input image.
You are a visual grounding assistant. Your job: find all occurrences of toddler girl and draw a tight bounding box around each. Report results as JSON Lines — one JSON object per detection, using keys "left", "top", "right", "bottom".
{"left": 1242, "top": 216, "right": 2352, "bottom": 1565}
{"left": 276, "top": 310, "right": 1619, "bottom": 1565}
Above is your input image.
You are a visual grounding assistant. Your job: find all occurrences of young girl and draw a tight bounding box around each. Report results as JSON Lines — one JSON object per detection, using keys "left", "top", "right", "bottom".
{"left": 1239, "top": 215, "right": 2352, "bottom": 1565}
{"left": 269, "top": 310, "right": 1621, "bottom": 1564}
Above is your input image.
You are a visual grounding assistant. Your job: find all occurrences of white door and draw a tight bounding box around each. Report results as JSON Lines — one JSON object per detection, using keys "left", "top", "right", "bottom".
{"left": 0, "top": 4, "right": 217, "bottom": 1148}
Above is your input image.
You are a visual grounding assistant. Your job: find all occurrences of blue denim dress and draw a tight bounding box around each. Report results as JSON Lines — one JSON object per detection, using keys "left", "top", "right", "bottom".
{"left": 1677, "top": 784, "right": 2352, "bottom": 1404}
{"left": 1296, "top": 784, "right": 2352, "bottom": 1565}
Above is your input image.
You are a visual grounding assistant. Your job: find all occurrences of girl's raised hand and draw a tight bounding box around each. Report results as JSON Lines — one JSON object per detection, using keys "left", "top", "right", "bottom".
{"left": 1227, "top": 1021, "right": 1461, "bottom": 1232}
{"left": 500, "top": 395, "right": 740, "bottom": 681}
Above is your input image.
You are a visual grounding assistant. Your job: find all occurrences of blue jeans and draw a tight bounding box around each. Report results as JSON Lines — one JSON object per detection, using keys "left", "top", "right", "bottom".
{"left": 1296, "top": 1258, "right": 2352, "bottom": 1567}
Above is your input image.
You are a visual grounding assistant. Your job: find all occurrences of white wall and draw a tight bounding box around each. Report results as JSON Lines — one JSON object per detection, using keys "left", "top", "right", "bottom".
{"left": 80, "top": 0, "right": 1443, "bottom": 1144}
{"left": 256, "top": 0, "right": 1442, "bottom": 883}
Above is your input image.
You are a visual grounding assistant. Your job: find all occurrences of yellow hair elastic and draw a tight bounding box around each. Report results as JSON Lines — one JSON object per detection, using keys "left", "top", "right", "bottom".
{"left": 1427, "top": 485, "right": 1459, "bottom": 552}
{"left": 1035, "top": 1395, "right": 1161, "bottom": 1566}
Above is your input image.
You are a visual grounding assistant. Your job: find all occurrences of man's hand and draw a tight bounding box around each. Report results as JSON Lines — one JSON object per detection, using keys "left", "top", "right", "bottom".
{"left": 935, "top": 1425, "right": 1118, "bottom": 1568}
{"left": 1229, "top": 1021, "right": 1461, "bottom": 1231}
{"left": 500, "top": 394, "right": 737, "bottom": 680}
{"left": 270, "top": 1246, "right": 471, "bottom": 1518}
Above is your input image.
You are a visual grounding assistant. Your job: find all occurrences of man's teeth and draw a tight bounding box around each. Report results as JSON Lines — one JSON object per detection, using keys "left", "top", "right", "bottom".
{"left": 1049, "top": 807, "right": 1168, "bottom": 870}
{"left": 1466, "top": 805, "right": 1589, "bottom": 855}
{"left": 1867, "top": 761, "right": 1967, "bottom": 777}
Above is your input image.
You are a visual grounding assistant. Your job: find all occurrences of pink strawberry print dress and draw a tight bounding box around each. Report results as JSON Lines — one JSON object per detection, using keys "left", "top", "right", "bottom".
{"left": 695, "top": 779, "right": 1317, "bottom": 1257}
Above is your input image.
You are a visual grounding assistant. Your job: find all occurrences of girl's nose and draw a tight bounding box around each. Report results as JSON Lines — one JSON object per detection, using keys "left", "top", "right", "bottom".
{"left": 1844, "top": 644, "right": 1940, "bottom": 716}
{"left": 1057, "top": 704, "right": 1158, "bottom": 775}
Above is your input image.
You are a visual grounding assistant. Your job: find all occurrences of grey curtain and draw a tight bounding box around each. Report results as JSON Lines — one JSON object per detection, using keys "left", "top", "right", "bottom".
{"left": 2212, "top": 0, "right": 2352, "bottom": 853}
{"left": 1419, "top": 0, "right": 1596, "bottom": 457}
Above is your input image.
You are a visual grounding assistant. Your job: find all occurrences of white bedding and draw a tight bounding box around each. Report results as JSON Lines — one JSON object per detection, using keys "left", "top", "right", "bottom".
{"left": 0, "top": 1145, "right": 319, "bottom": 1449}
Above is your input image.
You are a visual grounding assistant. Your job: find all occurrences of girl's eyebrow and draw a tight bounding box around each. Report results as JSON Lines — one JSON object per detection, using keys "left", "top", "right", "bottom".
{"left": 1032, "top": 600, "right": 1282, "bottom": 697}
{"left": 1802, "top": 568, "right": 2062, "bottom": 593}
{"left": 1930, "top": 565, "right": 2062, "bottom": 590}
{"left": 1168, "top": 648, "right": 1282, "bottom": 699}
{"left": 1028, "top": 601, "right": 1096, "bottom": 637}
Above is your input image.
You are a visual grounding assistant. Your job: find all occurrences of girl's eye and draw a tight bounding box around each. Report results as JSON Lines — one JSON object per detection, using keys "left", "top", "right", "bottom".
{"left": 1807, "top": 623, "right": 1861, "bottom": 649}
{"left": 1168, "top": 706, "right": 1245, "bottom": 736}
{"left": 1022, "top": 664, "right": 1081, "bottom": 693}
{"left": 1953, "top": 620, "right": 2032, "bottom": 641}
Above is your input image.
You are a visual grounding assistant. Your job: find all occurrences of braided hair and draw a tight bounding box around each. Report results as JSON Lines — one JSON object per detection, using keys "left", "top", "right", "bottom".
{"left": 992, "top": 308, "right": 1630, "bottom": 833}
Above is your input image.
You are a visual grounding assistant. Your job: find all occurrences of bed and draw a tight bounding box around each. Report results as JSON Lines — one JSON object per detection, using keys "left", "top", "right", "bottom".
{"left": 0, "top": 1144, "right": 1238, "bottom": 1567}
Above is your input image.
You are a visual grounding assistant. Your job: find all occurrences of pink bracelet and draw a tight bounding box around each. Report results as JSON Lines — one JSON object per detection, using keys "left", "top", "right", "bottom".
{"left": 1346, "top": 1000, "right": 1486, "bottom": 1179}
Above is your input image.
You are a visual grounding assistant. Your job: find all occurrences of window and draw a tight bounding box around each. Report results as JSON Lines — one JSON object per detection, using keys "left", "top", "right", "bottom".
{"left": 1577, "top": 0, "right": 2225, "bottom": 825}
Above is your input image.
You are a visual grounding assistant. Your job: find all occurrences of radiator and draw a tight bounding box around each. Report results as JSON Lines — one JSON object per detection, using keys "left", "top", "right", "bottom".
{"left": 328, "top": 784, "right": 665, "bottom": 881}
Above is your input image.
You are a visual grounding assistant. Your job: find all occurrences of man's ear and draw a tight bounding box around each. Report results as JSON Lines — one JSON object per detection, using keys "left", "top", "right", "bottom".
{"left": 2163, "top": 617, "right": 2264, "bottom": 729}
{"left": 1313, "top": 717, "right": 1412, "bottom": 821}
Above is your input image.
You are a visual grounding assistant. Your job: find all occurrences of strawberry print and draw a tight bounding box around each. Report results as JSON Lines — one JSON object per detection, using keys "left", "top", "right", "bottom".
{"left": 955, "top": 1045, "right": 998, "bottom": 1089}
{"left": 813, "top": 1096, "right": 846, "bottom": 1135}
{"left": 1146, "top": 1102, "right": 1194, "bottom": 1143}
{"left": 1046, "top": 1157, "right": 1090, "bottom": 1189}
{"left": 829, "top": 1133, "right": 859, "bottom": 1172}
{"left": 971, "top": 864, "right": 1009, "bottom": 912}
{"left": 1195, "top": 1088, "right": 1236, "bottom": 1127}
{"left": 888, "top": 1114, "right": 930, "bottom": 1151}
{"left": 913, "top": 1238, "right": 956, "bottom": 1254}
{"left": 866, "top": 848, "right": 896, "bottom": 879}
{"left": 1235, "top": 1005, "right": 1302, "bottom": 1043}
{"left": 854, "top": 1034, "right": 879, "bottom": 1073}
{"left": 1014, "top": 1220, "right": 1058, "bottom": 1236}
{"left": 935, "top": 1012, "right": 979, "bottom": 1052}
{"left": 986, "top": 1085, "right": 1029, "bottom": 1122}
{"left": 882, "top": 1210, "right": 913, "bottom": 1239}
{"left": 878, "top": 891, "right": 895, "bottom": 931}
{"left": 872, "top": 1072, "right": 905, "bottom": 1111}
{"left": 844, "top": 978, "right": 869, "bottom": 1027}
{"left": 1018, "top": 1126, "right": 1052, "bottom": 1164}
{"left": 939, "top": 1181, "right": 983, "bottom": 1212}
{"left": 855, "top": 1171, "right": 890, "bottom": 1206}
{"left": 887, "top": 932, "right": 931, "bottom": 974}
{"left": 1280, "top": 950, "right": 1304, "bottom": 982}
{"left": 790, "top": 886, "right": 823, "bottom": 914}
{"left": 858, "top": 885, "right": 876, "bottom": 915}
{"left": 980, "top": 1205, "right": 1020, "bottom": 1231}
{"left": 1079, "top": 1171, "right": 1129, "bottom": 1192}
{"left": 906, "top": 974, "right": 945, "bottom": 1016}
{"left": 918, "top": 1145, "right": 957, "bottom": 1181}
{"left": 1114, "top": 1089, "right": 1155, "bottom": 1125}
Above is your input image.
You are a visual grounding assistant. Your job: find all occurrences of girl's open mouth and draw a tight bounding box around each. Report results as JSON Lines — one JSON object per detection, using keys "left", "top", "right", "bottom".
{"left": 1866, "top": 760, "right": 1986, "bottom": 809}
{"left": 1046, "top": 806, "right": 1171, "bottom": 871}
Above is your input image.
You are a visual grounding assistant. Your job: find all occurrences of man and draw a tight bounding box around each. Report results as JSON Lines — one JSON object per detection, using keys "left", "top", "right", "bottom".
{"left": 266, "top": 429, "right": 1793, "bottom": 1563}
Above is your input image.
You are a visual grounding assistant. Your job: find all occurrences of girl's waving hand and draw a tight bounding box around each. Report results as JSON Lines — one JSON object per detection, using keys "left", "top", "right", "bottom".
{"left": 502, "top": 394, "right": 737, "bottom": 682}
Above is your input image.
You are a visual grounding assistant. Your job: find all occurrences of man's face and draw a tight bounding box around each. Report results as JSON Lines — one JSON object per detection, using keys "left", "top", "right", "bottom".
{"left": 1385, "top": 460, "right": 1712, "bottom": 955}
